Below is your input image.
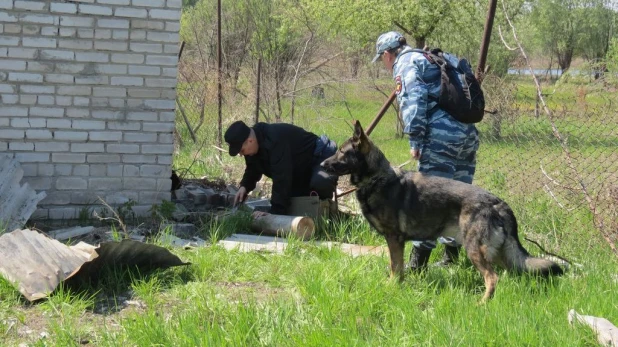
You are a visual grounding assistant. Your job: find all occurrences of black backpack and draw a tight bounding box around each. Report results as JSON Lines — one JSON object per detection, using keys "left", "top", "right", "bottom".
{"left": 411, "top": 48, "right": 485, "bottom": 124}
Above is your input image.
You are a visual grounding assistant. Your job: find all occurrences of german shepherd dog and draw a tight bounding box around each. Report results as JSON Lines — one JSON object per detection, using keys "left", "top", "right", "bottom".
{"left": 321, "top": 121, "right": 563, "bottom": 302}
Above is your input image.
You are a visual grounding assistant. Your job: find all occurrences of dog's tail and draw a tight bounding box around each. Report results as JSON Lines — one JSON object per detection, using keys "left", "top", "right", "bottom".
{"left": 499, "top": 205, "right": 564, "bottom": 276}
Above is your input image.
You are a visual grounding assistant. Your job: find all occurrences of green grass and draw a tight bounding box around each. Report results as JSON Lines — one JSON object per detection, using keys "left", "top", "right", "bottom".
{"left": 1, "top": 78, "right": 618, "bottom": 345}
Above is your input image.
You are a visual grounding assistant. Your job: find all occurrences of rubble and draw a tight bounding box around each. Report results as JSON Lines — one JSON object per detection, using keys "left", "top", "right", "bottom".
{"left": 0, "top": 228, "right": 188, "bottom": 301}
{"left": 0, "top": 156, "right": 47, "bottom": 232}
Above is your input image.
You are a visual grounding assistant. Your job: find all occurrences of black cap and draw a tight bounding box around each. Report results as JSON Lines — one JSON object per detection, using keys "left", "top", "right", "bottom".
{"left": 224, "top": 120, "right": 251, "bottom": 156}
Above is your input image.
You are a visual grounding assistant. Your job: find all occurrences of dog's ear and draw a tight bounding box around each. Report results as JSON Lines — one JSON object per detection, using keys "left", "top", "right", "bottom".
{"left": 352, "top": 120, "right": 370, "bottom": 153}
{"left": 353, "top": 120, "right": 364, "bottom": 139}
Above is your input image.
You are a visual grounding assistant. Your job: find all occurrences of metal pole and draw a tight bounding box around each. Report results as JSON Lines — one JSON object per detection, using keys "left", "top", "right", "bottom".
{"left": 217, "top": 0, "right": 223, "bottom": 151}
{"left": 476, "top": 0, "right": 497, "bottom": 84}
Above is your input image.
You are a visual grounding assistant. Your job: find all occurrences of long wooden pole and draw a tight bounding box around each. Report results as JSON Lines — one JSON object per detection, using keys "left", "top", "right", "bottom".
{"left": 476, "top": 0, "right": 498, "bottom": 84}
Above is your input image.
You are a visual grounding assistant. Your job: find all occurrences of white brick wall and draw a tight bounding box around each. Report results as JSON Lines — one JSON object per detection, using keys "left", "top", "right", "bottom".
{"left": 0, "top": 0, "right": 179, "bottom": 220}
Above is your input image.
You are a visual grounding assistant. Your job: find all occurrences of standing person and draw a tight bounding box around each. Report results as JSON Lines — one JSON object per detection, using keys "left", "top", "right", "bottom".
{"left": 224, "top": 120, "right": 338, "bottom": 217}
{"left": 372, "top": 31, "right": 480, "bottom": 271}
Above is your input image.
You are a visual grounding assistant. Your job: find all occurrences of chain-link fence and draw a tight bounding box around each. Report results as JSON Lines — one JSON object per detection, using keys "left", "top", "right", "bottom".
{"left": 175, "top": 44, "right": 618, "bottom": 254}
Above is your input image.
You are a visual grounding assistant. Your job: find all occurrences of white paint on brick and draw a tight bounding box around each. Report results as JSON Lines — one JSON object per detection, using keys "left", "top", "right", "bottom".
{"left": 149, "top": 9, "right": 180, "bottom": 20}
{"left": 58, "top": 39, "right": 93, "bottom": 50}
{"left": 40, "top": 49, "right": 75, "bottom": 60}
{"left": 59, "top": 27, "right": 76, "bottom": 36}
{"left": 15, "top": 1, "right": 47, "bottom": 11}
{"left": 8, "top": 47, "right": 37, "bottom": 58}
{"left": 75, "top": 75, "right": 109, "bottom": 85}
{"left": 22, "top": 177, "right": 52, "bottom": 190}
{"left": 30, "top": 107, "right": 65, "bottom": 118}
{"left": 56, "top": 62, "right": 85, "bottom": 73}
{"left": 115, "top": 8, "right": 147, "bottom": 18}
{"left": 158, "top": 133, "right": 174, "bottom": 144}
{"left": 97, "top": 18, "right": 129, "bottom": 28}
{"left": 129, "top": 42, "right": 162, "bottom": 53}
{"left": 70, "top": 143, "right": 104, "bottom": 152}
{"left": 125, "top": 132, "right": 157, "bottom": 142}
{"left": 157, "top": 155, "right": 172, "bottom": 165}
{"left": 98, "top": 0, "right": 130, "bottom": 4}
{"left": 128, "top": 65, "right": 160, "bottom": 75}
{"left": 112, "top": 29, "right": 128, "bottom": 39}
{"left": 94, "top": 28, "right": 111, "bottom": 39}
{"left": 77, "top": 28, "right": 94, "bottom": 38}
{"left": 93, "top": 87, "right": 126, "bottom": 97}
{"left": 75, "top": 52, "right": 109, "bottom": 62}
{"left": 164, "top": 21, "right": 180, "bottom": 32}
{"left": 47, "top": 119, "right": 72, "bottom": 129}
{"left": 34, "top": 142, "right": 69, "bottom": 152}
{"left": 143, "top": 122, "right": 174, "bottom": 132}
{"left": 27, "top": 61, "right": 55, "bottom": 72}
{"left": 134, "top": 0, "right": 164, "bottom": 7}
{"left": 20, "top": 85, "right": 55, "bottom": 94}
{"left": 1, "top": 94, "right": 18, "bottom": 104}
{"left": 123, "top": 177, "right": 156, "bottom": 190}
{"left": 66, "top": 108, "right": 90, "bottom": 118}
{"left": 156, "top": 178, "right": 172, "bottom": 191}
{"left": 112, "top": 53, "right": 145, "bottom": 64}
{"left": 37, "top": 95, "right": 54, "bottom": 105}
{"left": 144, "top": 99, "right": 174, "bottom": 110}
{"left": 145, "top": 77, "right": 176, "bottom": 88}
{"left": 127, "top": 88, "right": 160, "bottom": 98}
{"left": 15, "top": 152, "right": 50, "bottom": 162}
{"left": 122, "top": 154, "right": 156, "bottom": 164}
{"left": 146, "top": 31, "right": 178, "bottom": 43}
{"left": 131, "top": 19, "right": 164, "bottom": 30}
{"left": 56, "top": 96, "right": 72, "bottom": 106}
{"left": 107, "top": 164, "right": 123, "bottom": 177}
{"left": 41, "top": 26, "right": 58, "bottom": 36}
{"left": 0, "top": 11, "right": 17, "bottom": 23}
{"left": 11, "top": 118, "right": 46, "bottom": 128}
{"left": 21, "top": 14, "right": 58, "bottom": 25}
{"left": 51, "top": 3, "right": 77, "bottom": 14}
{"left": 96, "top": 64, "right": 128, "bottom": 74}
{"left": 145, "top": 54, "right": 176, "bottom": 65}
{"left": 0, "top": 0, "right": 14, "bottom": 10}
{"left": 0, "top": 84, "right": 17, "bottom": 93}
{"left": 0, "top": 35, "right": 20, "bottom": 46}
{"left": 38, "top": 163, "right": 54, "bottom": 176}
{"left": 9, "top": 142, "right": 35, "bottom": 151}
{"left": 72, "top": 119, "right": 105, "bottom": 130}
{"left": 73, "top": 97, "right": 89, "bottom": 106}
{"left": 89, "top": 178, "right": 123, "bottom": 190}
{"left": 26, "top": 129, "right": 53, "bottom": 140}
{"left": 59, "top": 15, "right": 94, "bottom": 27}
{"left": 166, "top": 0, "right": 182, "bottom": 9}
{"left": 54, "top": 131, "right": 88, "bottom": 141}
{"left": 107, "top": 143, "right": 140, "bottom": 153}
{"left": 45, "top": 73, "right": 74, "bottom": 84}
{"left": 89, "top": 131, "right": 122, "bottom": 141}
{"left": 22, "top": 24, "right": 40, "bottom": 35}
{"left": 52, "top": 153, "right": 86, "bottom": 163}
{"left": 107, "top": 121, "right": 140, "bottom": 131}
{"left": 142, "top": 144, "right": 173, "bottom": 154}
{"left": 54, "top": 164, "right": 72, "bottom": 175}
{"left": 0, "top": 106, "right": 28, "bottom": 117}
{"left": 95, "top": 40, "right": 128, "bottom": 51}
{"left": 56, "top": 177, "right": 88, "bottom": 190}
{"left": 58, "top": 86, "right": 92, "bottom": 96}
{"left": 111, "top": 76, "right": 143, "bottom": 86}
{"left": 79, "top": 4, "right": 113, "bottom": 16}
{"left": 2, "top": 60, "right": 27, "bottom": 70}
{"left": 9, "top": 72, "right": 43, "bottom": 83}
{"left": 88, "top": 154, "right": 120, "bottom": 163}
{"left": 20, "top": 95, "right": 37, "bottom": 105}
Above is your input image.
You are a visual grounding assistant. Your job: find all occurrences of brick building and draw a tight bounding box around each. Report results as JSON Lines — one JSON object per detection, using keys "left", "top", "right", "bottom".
{"left": 0, "top": 0, "right": 181, "bottom": 220}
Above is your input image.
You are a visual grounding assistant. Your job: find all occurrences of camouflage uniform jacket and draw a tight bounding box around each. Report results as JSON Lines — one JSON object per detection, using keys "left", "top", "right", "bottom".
{"left": 392, "top": 46, "right": 477, "bottom": 150}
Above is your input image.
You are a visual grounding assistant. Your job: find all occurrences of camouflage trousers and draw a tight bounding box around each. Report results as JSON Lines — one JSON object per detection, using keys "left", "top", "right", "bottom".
{"left": 413, "top": 118, "right": 479, "bottom": 250}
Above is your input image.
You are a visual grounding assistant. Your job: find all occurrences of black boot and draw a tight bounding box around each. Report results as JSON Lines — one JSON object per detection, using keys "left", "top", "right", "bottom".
{"left": 407, "top": 246, "right": 432, "bottom": 273}
{"left": 434, "top": 245, "right": 461, "bottom": 267}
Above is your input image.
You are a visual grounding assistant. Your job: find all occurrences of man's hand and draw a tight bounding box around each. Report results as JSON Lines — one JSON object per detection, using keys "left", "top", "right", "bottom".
{"left": 410, "top": 148, "right": 420, "bottom": 160}
{"left": 233, "top": 186, "right": 248, "bottom": 206}
{"left": 252, "top": 211, "right": 270, "bottom": 219}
